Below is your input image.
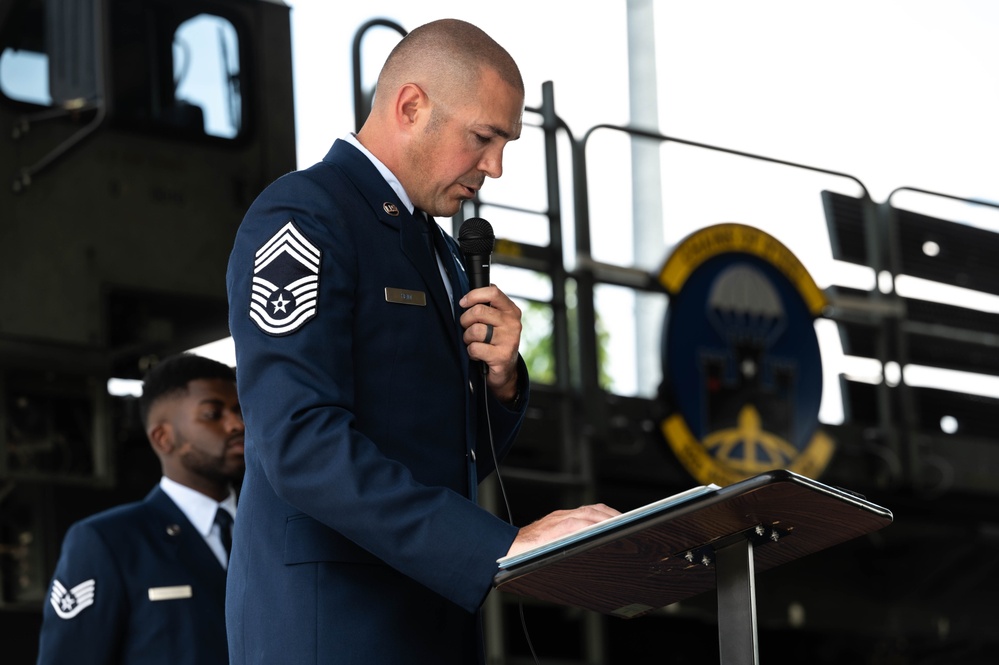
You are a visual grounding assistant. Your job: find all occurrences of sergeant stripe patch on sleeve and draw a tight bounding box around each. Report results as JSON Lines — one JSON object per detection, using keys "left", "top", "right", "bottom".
{"left": 250, "top": 221, "right": 321, "bottom": 335}
{"left": 50, "top": 579, "right": 96, "bottom": 619}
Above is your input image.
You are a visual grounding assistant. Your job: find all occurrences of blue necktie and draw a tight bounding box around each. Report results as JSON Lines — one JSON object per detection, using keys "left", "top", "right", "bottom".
{"left": 419, "top": 211, "right": 463, "bottom": 315}
{"left": 214, "top": 508, "right": 233, "bottom": 559}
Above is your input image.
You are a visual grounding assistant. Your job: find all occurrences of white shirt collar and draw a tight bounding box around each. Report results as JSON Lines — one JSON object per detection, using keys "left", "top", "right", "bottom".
{"left": 159, "top": 476, "right": 236, "bottom": 539}
{"left": 343, "top": 133, "right": 415, "bottom": 214}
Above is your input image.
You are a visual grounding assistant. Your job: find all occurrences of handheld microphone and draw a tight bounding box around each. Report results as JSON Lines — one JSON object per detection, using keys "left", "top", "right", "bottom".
{"left": 457, "top": 217, "right": 494, "bottom": 290}
{"left": 458, "top": 217, "right": 495, "bottom": 377}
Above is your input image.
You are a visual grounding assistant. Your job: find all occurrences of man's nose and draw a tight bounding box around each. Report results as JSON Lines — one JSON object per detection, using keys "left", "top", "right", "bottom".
{"left": 225, "top": 410, "right": 245, "bottom": 433}
{"left": 478, "top": 145, "right": 504, "bottom": 179}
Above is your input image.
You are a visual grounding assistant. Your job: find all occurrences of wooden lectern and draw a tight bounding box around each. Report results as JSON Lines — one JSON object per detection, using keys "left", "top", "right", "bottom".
{"left": 494, "top": 470, "right": 893, "bottom": 665}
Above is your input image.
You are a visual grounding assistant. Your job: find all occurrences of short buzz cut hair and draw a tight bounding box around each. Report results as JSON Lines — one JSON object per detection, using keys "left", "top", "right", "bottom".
{"left": 375, "top": 18, "right": 523, "bottom": 109}
{"left": 138, "top": 353, "right": 236, "bottom": 427}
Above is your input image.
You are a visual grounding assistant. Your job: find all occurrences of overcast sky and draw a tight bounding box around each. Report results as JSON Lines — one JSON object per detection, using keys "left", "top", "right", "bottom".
{"left": 194, "top": 1, "right": 999, "bottom": 422}
{"left": 290, "top": 0, "right": 998, "bottom": 199}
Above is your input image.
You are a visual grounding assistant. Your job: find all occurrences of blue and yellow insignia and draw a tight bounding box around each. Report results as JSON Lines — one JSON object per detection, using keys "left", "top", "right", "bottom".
{"left": 657, "top": 223, "right": 834, "bottom": 487}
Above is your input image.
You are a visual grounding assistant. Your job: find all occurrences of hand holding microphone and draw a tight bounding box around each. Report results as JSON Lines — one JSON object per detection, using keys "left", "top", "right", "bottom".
{"left": 457, "top": 218, "right": 521, "bottom": 401}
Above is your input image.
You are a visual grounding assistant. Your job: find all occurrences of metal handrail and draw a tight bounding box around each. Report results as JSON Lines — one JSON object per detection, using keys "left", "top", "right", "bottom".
{"left": 350, "top": 18, "right": 406, "bottom": 132}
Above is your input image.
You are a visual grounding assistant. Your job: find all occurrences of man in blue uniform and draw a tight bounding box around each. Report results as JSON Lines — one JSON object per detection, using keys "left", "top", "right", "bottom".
{"left": 225, "top": 18, "right": 617, "bottom": 664}
{"left": 36, "top": 353, "right": 245, "bottom": 664}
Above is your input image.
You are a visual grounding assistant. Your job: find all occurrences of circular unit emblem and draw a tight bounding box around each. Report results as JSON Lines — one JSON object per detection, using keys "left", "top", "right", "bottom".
{"left": 658, "top": 223, "right": 834, "bottom": 487}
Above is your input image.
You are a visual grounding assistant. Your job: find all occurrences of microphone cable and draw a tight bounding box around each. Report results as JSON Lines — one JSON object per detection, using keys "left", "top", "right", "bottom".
{"left": 481, "top": 366, "right": 541, "bottom": 665}
{"left": 460, "top": 216, "right": 540, "bottom": 663}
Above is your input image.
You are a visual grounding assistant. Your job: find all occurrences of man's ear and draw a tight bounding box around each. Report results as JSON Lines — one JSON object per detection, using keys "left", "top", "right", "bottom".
{"left": 395, "top": 82, "right": 426, "bottom": 129}
{"left": 147, "top": 421, "right": 175, "bottom": 456}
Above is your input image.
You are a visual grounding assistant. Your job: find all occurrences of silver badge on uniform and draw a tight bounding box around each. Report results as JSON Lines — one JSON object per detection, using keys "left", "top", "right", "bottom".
{"left": 148, "top": 585, "right": 193, "bottom": 601}
{"left": 250, "top": 221, "right": 321, "bottom": 335}
{"left": 50, "top": 578, "right": 96, "bottom": 619}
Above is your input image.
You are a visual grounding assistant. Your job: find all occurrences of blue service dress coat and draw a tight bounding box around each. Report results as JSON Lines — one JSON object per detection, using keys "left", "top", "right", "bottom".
{"left": 35, "top": 486, "right": 229, "bottom": 664}
{"left": 225, "top": 138, "right": 529, "bottom": 664}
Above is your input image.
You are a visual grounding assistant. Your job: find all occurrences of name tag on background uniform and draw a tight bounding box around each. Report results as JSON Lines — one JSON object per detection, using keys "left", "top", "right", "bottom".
{"left": 385, "top": 287, "right": 426, "bottom": 306}
{"left": 148, "top": 585, "right": 193, "bottom": 601}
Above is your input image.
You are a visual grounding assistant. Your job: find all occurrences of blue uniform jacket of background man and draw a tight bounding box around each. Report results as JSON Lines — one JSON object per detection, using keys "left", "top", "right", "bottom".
{"left": 225, "top": 138, "right": 529, "bottom": 664}
{"left": 35, "top": 487, "right": 229, "bottom": 664}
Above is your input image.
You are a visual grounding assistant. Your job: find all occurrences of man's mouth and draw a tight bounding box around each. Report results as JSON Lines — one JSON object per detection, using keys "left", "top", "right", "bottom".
{"left": 459, "top": 178, "right": 483, "bottom": 198}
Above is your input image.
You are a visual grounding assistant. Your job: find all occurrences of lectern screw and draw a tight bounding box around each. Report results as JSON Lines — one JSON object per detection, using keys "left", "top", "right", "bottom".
{"left": 685, "top": 551, "right": 694, "bottom": 563}
{"left": 755, "top": 525, "right": 765, "bottom": 536}
{"left": 701, "top": 554, "right": 712, "bottom": 567}
{"left": 770, "top": 530, "right": 780, "bottom": 542}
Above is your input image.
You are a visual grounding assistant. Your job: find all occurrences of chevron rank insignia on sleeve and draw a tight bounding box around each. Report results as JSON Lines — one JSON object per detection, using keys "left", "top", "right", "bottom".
{"left": 50, "top": 578, "right": 96, "bottom": 619}
{"left": 250, "top": 221, "right": 322, "bottom": 335}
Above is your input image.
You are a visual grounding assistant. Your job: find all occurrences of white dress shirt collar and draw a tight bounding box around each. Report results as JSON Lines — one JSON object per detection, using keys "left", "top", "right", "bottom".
{"left": 159, "top": 476, "right": 236, "bottom": 538}
{"left": 343, "top": 132, "right": 415, "bottom": 214}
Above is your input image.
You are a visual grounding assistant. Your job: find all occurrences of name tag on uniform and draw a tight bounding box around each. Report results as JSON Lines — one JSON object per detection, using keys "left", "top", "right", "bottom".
{"left": 148, "top": 585, "right": 193, "bottom": 601}
{"left": 385, "top": 287, "right": 426, "bottom": 306}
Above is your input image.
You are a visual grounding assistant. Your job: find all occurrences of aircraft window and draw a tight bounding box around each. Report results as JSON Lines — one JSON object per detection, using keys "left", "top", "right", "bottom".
{"left": 173, "top": 14, "right": 241, "bottom": 139}
{"left": 0, "top": 0, "right": 52, "bottom": 106}
{"left": 0, "top": 47, "right": 51, "bottom": 106}
{"left": 0, "top": 1, "right": 245, "bottom": 141}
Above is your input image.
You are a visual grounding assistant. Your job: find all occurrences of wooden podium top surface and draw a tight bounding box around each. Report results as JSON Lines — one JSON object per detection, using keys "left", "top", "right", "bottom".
{"left": 493, "top": 470, "right": 893, "bottom": 618}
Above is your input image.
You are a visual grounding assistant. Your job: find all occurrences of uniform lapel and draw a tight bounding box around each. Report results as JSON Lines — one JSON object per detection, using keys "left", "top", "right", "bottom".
{"left": 329, "top": 140, "right": 464, "bottom": 350}
{"left": 400, "top": 209, "right": 459, "bottom": 331}
{"left": 147, "top": 488, "right": 227, "bottom": 607}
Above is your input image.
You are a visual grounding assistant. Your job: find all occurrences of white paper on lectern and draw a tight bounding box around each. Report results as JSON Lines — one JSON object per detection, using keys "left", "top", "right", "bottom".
{"left": 497, "top": 483, "right": 721, "bottom": 568}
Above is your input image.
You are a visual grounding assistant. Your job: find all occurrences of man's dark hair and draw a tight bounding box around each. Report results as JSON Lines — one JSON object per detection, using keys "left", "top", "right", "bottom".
{"left": 138, "top": 353, "right": 236, "bottom": 426}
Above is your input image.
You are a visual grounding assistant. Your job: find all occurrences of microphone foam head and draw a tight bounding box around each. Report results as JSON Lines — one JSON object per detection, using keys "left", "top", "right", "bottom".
{"left": 458, "top": 217, "right": 495, "bottom": 255}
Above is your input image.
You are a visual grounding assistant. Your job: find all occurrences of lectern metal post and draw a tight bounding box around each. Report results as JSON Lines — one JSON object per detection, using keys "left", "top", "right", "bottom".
{"left": 715, "top": 537, "right": 759, "bottom": 665}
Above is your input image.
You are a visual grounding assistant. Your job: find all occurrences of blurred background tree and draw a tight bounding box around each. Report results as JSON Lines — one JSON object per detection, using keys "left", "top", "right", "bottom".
{"left": 518, "top": 285, "right": 613, "bottom": 390}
